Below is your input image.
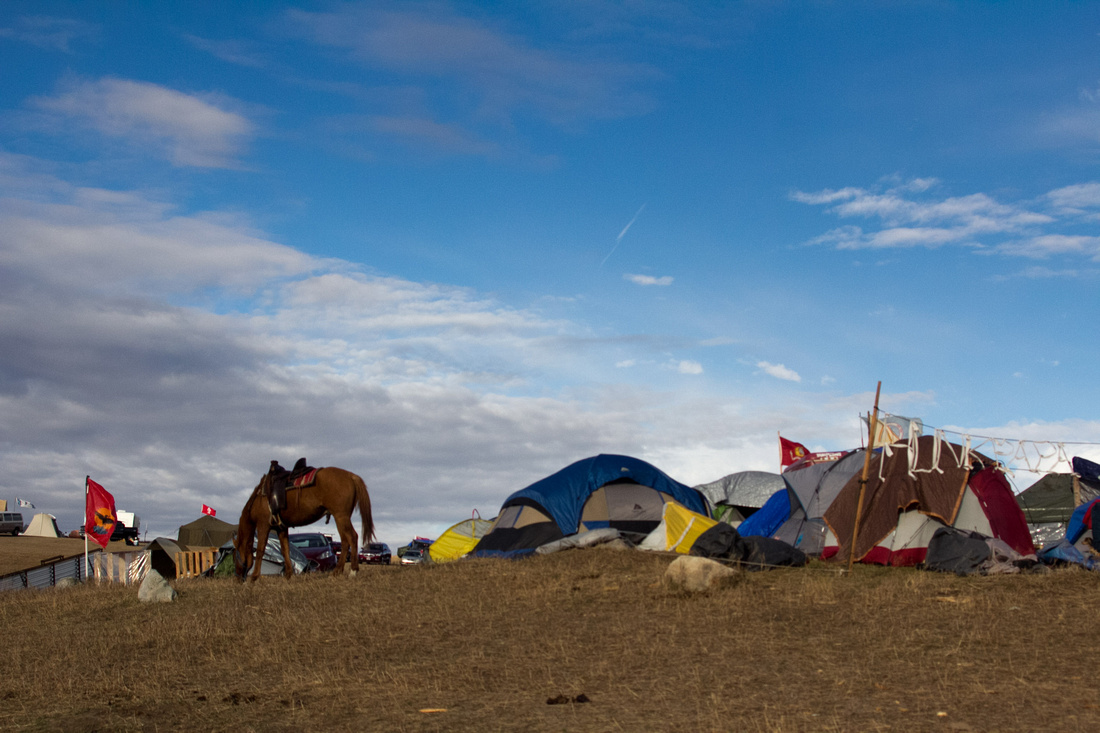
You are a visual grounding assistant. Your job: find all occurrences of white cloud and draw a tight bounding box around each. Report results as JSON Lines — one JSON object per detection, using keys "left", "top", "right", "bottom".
{"left": 285, "top": 6, "right": 659, "bottom": 127}
{"left": 615, "top": 359, "right": 636, "bottom": 368}
{"left": 677, "top": 360, "right": 703, "bottom": 375}
{"left": 793, "top": 178, "right": 1100, "bottom": 266}
{"left": 624, "top": 273, "right": 673, "bottom": 286}
{"left": 756, "top": 361, "right": 801, "bottom": 382}
{"left": 28, "top": 77, "right": 254, "bottom": 167}
{"left": 0, "top": 15, "right": 98, "bottom": 52}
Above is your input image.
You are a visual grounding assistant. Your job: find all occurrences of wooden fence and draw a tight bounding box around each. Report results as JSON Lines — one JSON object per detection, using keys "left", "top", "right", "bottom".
{"left": 174, "top": 550, "right": 217, "bottom": 578}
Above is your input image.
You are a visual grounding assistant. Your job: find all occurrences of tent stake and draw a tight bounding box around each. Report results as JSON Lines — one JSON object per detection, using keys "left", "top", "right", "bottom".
{"left": 848, "top": 381, "right": 882, "bottom": 572}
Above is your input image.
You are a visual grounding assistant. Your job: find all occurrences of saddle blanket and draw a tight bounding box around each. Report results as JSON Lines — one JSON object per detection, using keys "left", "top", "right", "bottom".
{"left": 289, "top": 468, "right": 318, "bottom": 489}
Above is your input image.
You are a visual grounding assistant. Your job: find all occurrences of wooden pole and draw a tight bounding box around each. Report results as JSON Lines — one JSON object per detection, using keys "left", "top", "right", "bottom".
{"left": 848, "top": 381, "right": 882, "bottom": 572}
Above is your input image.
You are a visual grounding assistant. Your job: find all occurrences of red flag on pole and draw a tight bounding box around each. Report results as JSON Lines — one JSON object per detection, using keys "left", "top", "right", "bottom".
{"left": 85, "top": 477, "right": 117, "bottom": 548}
{"left": 779, "top": 436, "right": 809, "bottom": 470}
{"left": 201, "top": 504, "right": 216, "bottom": 517}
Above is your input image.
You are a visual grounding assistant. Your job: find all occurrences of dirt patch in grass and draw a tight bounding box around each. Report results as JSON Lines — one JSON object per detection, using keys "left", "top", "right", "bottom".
{"left": 1, "top": 549, "right": 1098, "bottom": 731}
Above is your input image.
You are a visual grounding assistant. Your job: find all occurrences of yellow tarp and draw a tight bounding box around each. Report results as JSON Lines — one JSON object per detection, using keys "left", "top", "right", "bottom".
{"left": 662, "top": 502, "right": 719, "bottom": 554}
{"left": 429, "top": 518, "right": 493, "bottom": 563}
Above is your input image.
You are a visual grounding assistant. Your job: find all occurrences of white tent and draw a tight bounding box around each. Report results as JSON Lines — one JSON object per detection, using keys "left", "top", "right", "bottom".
{"left": 22, "top": 513, "right": 61, "bottom": 538}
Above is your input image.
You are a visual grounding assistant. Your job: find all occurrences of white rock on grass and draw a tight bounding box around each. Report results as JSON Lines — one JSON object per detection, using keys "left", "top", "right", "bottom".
{"left": 663, "top": 555, "right": 740, "bottom": 593}
{"left": 138, "top": 570, "right": 178, "bottom": 603}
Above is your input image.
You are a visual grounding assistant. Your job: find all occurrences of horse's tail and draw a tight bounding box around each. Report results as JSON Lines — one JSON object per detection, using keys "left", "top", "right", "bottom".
{"left": 354, "top": 473, "right": 375, "bottom": 544}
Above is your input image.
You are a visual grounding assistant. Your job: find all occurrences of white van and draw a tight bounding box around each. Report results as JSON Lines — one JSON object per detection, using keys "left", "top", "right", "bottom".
{"left": 0, "top": 512, "right": 24, "bottom": 536}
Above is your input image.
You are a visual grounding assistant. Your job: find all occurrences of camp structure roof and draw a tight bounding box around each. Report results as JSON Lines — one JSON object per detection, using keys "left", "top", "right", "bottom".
{"left": 694, "top": 471, "right": 785, "bottom": 522}
{"left": 473, "top": 454, "right": 707, "bottom": 557}
{"left": 177, "top": 515, "right": 237, "bottom": 549}
{"left": 22, "top": 513, "right": 61, "bottom": 538}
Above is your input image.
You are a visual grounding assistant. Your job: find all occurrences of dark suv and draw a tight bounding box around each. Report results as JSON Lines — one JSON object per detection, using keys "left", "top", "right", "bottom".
{"left": 360, "top": 542, "right": 392, "bottom": 565}
{"left": 288, "top": 533, "right": 337, "bottom": 572}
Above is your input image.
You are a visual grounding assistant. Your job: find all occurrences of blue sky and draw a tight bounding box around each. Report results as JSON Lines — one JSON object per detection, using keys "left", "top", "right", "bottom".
{"left": 2, "top": 1, "right": 1099, "bottom": 546}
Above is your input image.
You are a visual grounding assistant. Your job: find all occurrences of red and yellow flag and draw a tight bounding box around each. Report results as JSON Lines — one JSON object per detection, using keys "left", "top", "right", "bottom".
{"left": 779, "top": 436, "right": 808, "bottom": 469}
{"left": 85, "top": 477, "right": 117, "bottom": 548}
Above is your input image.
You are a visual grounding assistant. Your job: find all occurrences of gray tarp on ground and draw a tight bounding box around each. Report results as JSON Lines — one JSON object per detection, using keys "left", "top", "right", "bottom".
{"left": 535, "top": 528, "right": 630, "bottom": 554}
{"left": 694, "top": 471, "right": 786, "bottom": 513}
{"left": 212, "top": 531, "right": 310, "bottom": 576}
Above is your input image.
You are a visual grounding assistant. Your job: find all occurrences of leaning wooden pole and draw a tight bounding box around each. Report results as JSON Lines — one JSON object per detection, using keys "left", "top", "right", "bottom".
{"left": 848, "top": 381, "right": 882, "bottom": 572}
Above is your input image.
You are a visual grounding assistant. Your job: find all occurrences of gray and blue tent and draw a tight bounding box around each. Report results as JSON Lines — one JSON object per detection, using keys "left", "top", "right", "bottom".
{"left": 472, "top": 454, "right": 708, "bottom": 557}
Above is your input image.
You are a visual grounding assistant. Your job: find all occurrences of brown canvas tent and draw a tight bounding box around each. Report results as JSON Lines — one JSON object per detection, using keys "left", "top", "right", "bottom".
{"left": 176, "top": 515, "right": 236, "bottom": 549}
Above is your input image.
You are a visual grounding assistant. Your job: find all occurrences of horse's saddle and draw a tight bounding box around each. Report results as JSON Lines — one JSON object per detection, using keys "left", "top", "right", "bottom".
{"left": 266, "top": 458, "right": 318, "bottom": 526}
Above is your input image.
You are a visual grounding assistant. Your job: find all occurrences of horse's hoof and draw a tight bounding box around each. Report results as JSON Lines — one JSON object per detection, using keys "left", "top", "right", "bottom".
{"left": 348, "top": 569, "right": 358, "bottom": 578}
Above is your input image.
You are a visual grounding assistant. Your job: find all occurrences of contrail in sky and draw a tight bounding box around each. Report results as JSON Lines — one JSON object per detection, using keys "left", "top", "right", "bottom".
{"left": 601, "top": 203, "right": 646, "bottom": 267}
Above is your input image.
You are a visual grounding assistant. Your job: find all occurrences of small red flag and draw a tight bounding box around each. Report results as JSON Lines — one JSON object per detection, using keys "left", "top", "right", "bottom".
{"left": 85, "top": 477, "right": 117, "bottom": 548}
{"left": 779, "top": 436, "right": 809, "bottom": 469}
{"left": 201, "top": 504, "right": 216, "bottom": 517}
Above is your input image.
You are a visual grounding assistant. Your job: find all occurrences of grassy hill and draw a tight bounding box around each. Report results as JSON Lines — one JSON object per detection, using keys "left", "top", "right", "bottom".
{"left": 1, "top": 547, "right": 1097, "bottom": 731}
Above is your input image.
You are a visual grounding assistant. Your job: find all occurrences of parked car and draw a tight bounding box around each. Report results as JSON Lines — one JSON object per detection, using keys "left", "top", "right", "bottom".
{"left": 360, "top": 542, "right": 392, "bottom": 565}
{"left": 397, "top": 537, "right": 433, "bottom": 558}
{"left": 0, "top": 512, "right": 23, "bottom": 536}
{"left": 400, "top": 548, "right": 427, "bottom": 565}
{"left": 288, "top": 532, "right": 337, "bottom": 572}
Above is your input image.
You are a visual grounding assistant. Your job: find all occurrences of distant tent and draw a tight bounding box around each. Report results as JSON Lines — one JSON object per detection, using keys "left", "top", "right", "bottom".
{"left": 1016, "top": 457, "right": 1100, "bottom": 547}
{"left": 694, "top": 471, "right": 786, "bottom": 524}
{"left": 177, "top": 515, "right": 237, "bottom": 549}
{"left": 473, "top": 454, "right": 707, "bottom": 557}
{"left": 429, "top": 516, "right": 494, "bottom": 563}
{"left": 22, "top": 513, "right": 61, "bottom": 538}
{"left": 824, "top": 436, "right": 1035, "bottom": 566}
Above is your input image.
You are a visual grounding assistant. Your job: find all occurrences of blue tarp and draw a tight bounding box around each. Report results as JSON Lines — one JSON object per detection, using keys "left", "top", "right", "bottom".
{"left": 736, "top": 488, "right": 792, "bottom": 538}
{"left": 503, "top": 454, "right": 707, "bottom": 535}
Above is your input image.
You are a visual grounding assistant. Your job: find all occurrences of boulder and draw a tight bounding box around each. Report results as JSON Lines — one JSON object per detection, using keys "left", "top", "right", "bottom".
{"left": 138, "top": 569, "right": 178, "bottom": 603}
{"left": 663, "top": 555, "right": 740, "bottom": 593}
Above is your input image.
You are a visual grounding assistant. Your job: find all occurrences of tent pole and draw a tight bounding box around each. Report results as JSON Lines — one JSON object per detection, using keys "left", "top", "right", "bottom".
{"left": 848, "top": 381, "right": 882, "bottom": 572}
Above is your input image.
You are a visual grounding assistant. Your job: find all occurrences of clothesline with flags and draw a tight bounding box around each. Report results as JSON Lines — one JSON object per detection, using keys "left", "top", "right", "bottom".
{"left": 781, "top": 409, "right": 1100, "bottom": 479}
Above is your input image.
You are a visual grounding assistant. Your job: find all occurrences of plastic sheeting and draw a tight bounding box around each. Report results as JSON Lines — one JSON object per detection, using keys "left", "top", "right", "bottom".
{"left": 694, "top": 471, "right": 785, "bottom": 513}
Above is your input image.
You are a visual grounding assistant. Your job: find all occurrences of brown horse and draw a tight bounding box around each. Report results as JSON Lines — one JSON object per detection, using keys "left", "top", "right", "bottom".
{"left": 234, "top": 466, "right": 373, "bottom": 580}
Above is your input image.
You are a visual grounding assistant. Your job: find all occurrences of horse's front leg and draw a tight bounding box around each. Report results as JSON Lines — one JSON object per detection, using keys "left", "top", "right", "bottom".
{"left": 251, "top": 525, "right": 270, "bottom": 582}
{"left": 278, "top": 531, "right": 294, "bottom": 578}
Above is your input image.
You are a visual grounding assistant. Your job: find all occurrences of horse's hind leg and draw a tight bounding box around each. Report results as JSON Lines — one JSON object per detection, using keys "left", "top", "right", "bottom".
{"left": 335, "top": 513, "right": 359, "bottom": 577}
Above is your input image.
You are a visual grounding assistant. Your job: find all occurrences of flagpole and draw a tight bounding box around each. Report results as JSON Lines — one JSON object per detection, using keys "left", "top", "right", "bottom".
{"left": 84, "top": 476, "right": 89, "bottom": 581}
{"left": 847, "top": 381, "right": 882, "bottom": 572}
{"left": 777, "top": 430, "right": 782, "bottom": 472}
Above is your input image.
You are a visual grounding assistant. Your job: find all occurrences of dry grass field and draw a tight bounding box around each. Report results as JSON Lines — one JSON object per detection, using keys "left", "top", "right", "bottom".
{"left": 1, "top": 544, "right": 1098, "bottom": 732}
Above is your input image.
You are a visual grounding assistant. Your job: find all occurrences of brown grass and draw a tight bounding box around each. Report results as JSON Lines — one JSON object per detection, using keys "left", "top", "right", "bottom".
{"left": 1, "top": 548, "right": 1098, "bottom": 732}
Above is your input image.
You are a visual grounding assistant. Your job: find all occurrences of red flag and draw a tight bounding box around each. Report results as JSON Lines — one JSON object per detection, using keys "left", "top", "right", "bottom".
{"left": 201, "top": 504, "right": 216, "bottom": 517}
{"left": 85, "top": 477, "right": 117, "bottom": 548}
{"left": 779, "top": 436, "right": 809, "bottom": 469}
